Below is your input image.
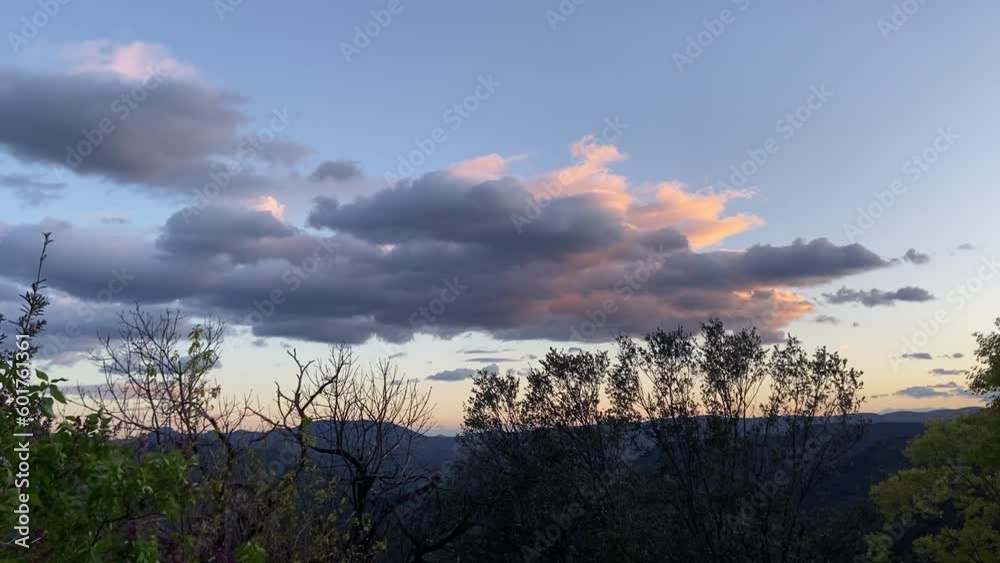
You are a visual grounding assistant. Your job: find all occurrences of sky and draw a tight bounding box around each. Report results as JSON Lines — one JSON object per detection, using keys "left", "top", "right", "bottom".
{"left": 0, "top": 0, "right": 996, "bottom": 432}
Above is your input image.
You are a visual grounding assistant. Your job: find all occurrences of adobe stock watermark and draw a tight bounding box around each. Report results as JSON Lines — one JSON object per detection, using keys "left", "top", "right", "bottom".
{"left": 570, "top": 244, "right": 671, "bottom": 342}
{"left": 843, "top": 127, "right": 957, "bottom": 243}
{"left": 672, "top": 0, "right": 751, "bottom": 73}
{"left": 878, "top": 0, "right": 932, "bottom": 41}
{"left": 544, "top": 0, "right": 588, "bottom": 31}
{"left": 7, "top": 0, "right": 73, "bottom": 55}
{"left": 340, "top": 0, "right": 409, "bottom": 63}
{"left": 890, "top": 254, "right": 999, "bottom": 372}
{"left": 245, "top": 237, "right": 340, "bottom": 327}
{"left": 46, "top": 61, "right": 182, "bottom": 185}
{"left": 853, "top": 470, "right": 961, "bottom": 562}
{"left": 212, "top": 0, "right": 247, "bottom": 21}
{"left": 713, "top": 85, "right": 833, "bottom": 192}
{"left": 730, "top": 430, "right": 835, "bottom": 530}
{"left": 510, "top": 116, "right": 628, "bottom": 233}
{"left": 383, "top": 75, "right": 501, "bottom": 185}
{"left": 407, "top": 278, "right": 467, "bottom": 331}
{"left": 183, "top": 107, "right": 296, "bottom": 222}
{"left": 521, "top": 503, "right": 585, "bottom": 561}
{"left": 42, "top": 268, "right": 136, "bottom": 356}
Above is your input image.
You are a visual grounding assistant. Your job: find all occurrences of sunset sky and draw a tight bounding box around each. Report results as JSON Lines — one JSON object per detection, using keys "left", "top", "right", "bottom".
{"left": 0, "top": 1, "right": 996, "bottom": 431}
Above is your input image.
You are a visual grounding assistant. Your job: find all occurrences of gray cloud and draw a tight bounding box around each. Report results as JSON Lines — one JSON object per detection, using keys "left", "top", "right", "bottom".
{"left": 957, "top": 243, "right": 975, "bottom": 251}
{"left": 461, "top": 348, "right": 512, "bottom": 355}
{"left": 465, "top": 357, "right": 517, "bottom": 363}
{"left": 310, "top": 160, "right": 362, "bottom": 182}
{"left": 156, "top": 204, "right": 298, "bottom": 263}
{"left": 823, "top": 286, "right": 934, "bottom": 307}
{"left": 893, "top": 382, "right": 977, "bottom": 399}
{"left": 0, "top": 67, "right": 306, "bottom": 201}
{"left": 901, "top": 353, "right": 933, "bottom": 360}
{"left": 930, "top": 368, "right": 968, "bottom": 376}
{"left": 426, "top": 363, "right": 498, "bottom": 382}
{"left": 0, "top": 165, "right": 892, "bottom": 352}
{"left": 0, "top": 68, "right": 242, "bottom": 185}
{"left": 903, "top": 248, "right": 930, "bottom": 265}
{"left": 426, "top": 367, "right": 475, "bottom": 382}
{"left": 307, "top": 174, "right": 632, "bottom": 261}
{"left": 814, "top": 314, "right": 839, "bottom": 325}
{"left": 0, "top": 173, "right": 66, "bottom": 205}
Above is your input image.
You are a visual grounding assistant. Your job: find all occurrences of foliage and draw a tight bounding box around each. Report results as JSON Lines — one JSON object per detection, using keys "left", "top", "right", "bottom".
{"left": 0, "top": 235, "right": 189, "bottom": 562}
{"left": 867, "top": 319, "right": 1000, "bottom": 563}
{"left": 458, "top": 320, "right": 867, "bottom": 563}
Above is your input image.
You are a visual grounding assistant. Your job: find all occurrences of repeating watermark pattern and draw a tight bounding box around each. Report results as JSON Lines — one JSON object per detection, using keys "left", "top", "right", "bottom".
{"left": 42, "top": 268, "right": 135, "bottom": 358}
{"left": 245, "top": 237, "right": 340, "bottom": 327}
{"left": 890, "top": 254, "right": 999, "bottom": 372}
{"left": 570, "top": 244, "right": 671, "bottom": 342}
{"left": 730, "top": 430, "right": 834, "bottom": 530}
{"left": 878, "top": 0, "right": 932, "bottom": 41}
{"left": 213, "top": 0, "right": 247, "bottom": 21}
{"left": 407, "top": 278, "right": 467, "bottom": 332}
{"left": 6, "top": 0, "right": 73, "bottom": 54}
{"left": 843, "top": 127, "right": 958, "bottom": 243}
{"left": 544, "top": 0, "right": 588, "bottom": 31}
{"left": 183, "top": 107, "right": 296, "bottom": 221}
{"left": 383, "top": 75, "right": 501, "bottom": 185}
{"left": 853, "top": 470, "right": 961, "bottom": 562}
{"left": 672, "top": 0, "right": 751, "bottom": 73}
{"left": 521, "top": 503, "right": 585, "bottom": 561}
{"left": 47, "top": 61, "right": 183, "bottom": 186}
{"left": 510, "top": 116, "right": 627, "bottom": 232}
{"left": 713, "top": 85, "right": 833, "bottom": 192}
{"left": 340, "top": 0, "right": 408, "bottom": 63}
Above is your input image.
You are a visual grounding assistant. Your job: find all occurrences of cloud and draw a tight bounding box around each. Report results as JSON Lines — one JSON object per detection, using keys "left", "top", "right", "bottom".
{"left": 823, "top": 286, "right": 934, "bottom": 307}
{"left": 901, "top": 352, "right": 933, "bottom": 360}
{"left": 0, "top": 67, "right": 245, "bottom": 188}
{"left": 0, "top": 133, "right": 892, "bottom": 352}
{"left": 947, "top": 352, "right": 965, "bottom": 359}
{"left": 310, "top": 160, "right": 362, "bottom": 182}
{"left": 63, "top": 40, "right": 198, "bottom": 82}
{"left": 903, "top": 248, "right": 930, "bottom": 265}
{"left": 465, "top": 357, "right": 517, "bottom": 364}
{"left": 0, "top": 43, "right": 307, "bottom": 200}
{"left": 0, "top": 173, "right": 66, "bottom": 205}
{"left": 426, "top": 363, "right": 498, "bottom": 382}
{"left": 448, "top": 154, "right": 509, "bottom": 182}
{"left": 930, "top": 368, "right": 968, "bottom": 376}
{"left": 426, "top": 367, "right": 475, "bottom": 382}
{"left": 892, "top": 381, "right": 977, "bottom": 399}
{"left": 156, "top": 203, "right": 298, "bottom": 263}
{"left": 98, "top": 214, "right": 130, "bottom": 225}
{"left": 894, "top": 385, "right": 951, "bottom": 399}
{"left": 814, "top": 314, "right": 839, "bottom": 325}
{"left": 461, "top": 348, "right": 513, "bottom": 354}
{"left": 957, "top": 243, "right": 975, "bottom": 251}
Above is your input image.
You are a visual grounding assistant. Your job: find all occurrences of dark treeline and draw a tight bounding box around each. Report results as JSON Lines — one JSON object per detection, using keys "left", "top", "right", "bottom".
{"left": 1, "top": 237, "right": 998, "bottom": 562}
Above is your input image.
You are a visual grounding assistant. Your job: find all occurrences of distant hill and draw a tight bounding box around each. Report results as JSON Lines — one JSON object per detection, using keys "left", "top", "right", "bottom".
{"left": 141, "top": 408, "right": 981, "bottom": 503}
{"left": 862, "top": 407, "right": 981, "bottom": 423}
